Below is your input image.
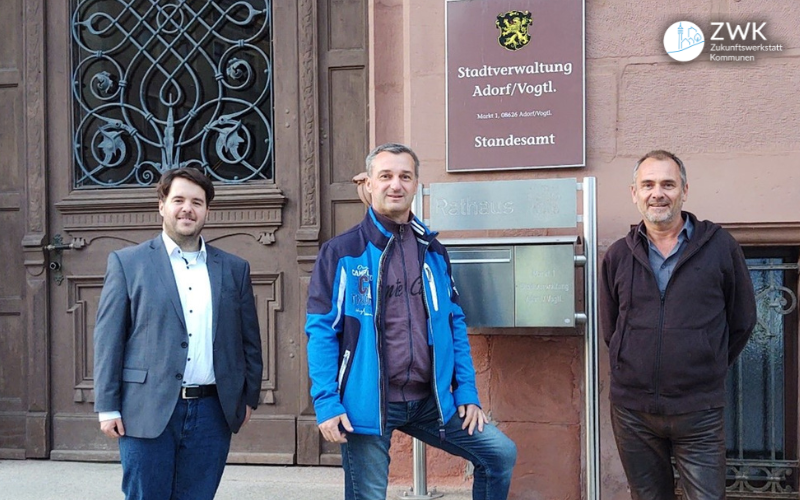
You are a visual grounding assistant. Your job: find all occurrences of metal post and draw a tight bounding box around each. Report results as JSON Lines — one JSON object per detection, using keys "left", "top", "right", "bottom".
{"left": 582, "top": 177, "right": 600, "bottom": 500}
{"left": 399, "top": 439, "right": 443, "bottom": 499}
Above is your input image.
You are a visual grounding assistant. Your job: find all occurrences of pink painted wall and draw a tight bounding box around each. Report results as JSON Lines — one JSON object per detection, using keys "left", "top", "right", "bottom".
{"left": 370, "top": 0, "right": 800, "bottom": 498}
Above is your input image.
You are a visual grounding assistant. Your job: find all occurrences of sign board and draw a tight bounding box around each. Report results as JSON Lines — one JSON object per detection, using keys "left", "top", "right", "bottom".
{"left": 446, "top": 0, "right": 585, "bottom": 171}
{"left": 429, "top": 178, "right": 577, "bottom": 231}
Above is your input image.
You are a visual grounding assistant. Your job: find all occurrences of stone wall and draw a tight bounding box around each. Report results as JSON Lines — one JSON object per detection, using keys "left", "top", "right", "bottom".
{"left": 372, "top": 0, "right": 800, "bottom": 498}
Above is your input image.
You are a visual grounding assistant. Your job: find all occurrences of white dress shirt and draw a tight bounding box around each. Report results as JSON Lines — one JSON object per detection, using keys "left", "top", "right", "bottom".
{"left": 163, "top": 232, "right": 215, "bottom": 386}
{"left": 99, "top": 232, "right": 215, "bottom": 422}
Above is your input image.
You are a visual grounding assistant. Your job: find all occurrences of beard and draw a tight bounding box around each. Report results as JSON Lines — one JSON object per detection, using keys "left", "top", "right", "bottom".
{"left": 643, "top": 204, "right": 680, "bottom": 224}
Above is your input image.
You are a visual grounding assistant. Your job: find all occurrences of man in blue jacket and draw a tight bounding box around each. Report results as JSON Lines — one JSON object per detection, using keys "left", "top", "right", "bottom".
{"left": 600, "top": 150, "right": 756, "bottom": 500}
{"left": 306, "top": 143, "right": 516, "bottom": 500}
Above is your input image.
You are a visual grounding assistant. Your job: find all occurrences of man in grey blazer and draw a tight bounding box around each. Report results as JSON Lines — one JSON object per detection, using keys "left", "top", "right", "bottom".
{"left": 93, "top": 167, "right": 263, "bottom": 500}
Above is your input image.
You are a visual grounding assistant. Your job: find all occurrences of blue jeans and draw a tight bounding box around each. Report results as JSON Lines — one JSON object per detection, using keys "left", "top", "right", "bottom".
{"left": 118, "top": 396, "right": 232, "bottom": 500}
{"left": 611, "top": 404, "right": 726, "bottom": 500}
{"left": 341, "top": 396, "right": 517, "bottom": 500}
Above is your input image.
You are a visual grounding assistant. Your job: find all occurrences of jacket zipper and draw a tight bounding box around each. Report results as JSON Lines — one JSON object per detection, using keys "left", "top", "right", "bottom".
{"left": 654, "top": 295, "right": 665, "bottom": 408}
{"left": 398, "top": 225, "right": 414, "bottom": 394}
{"left": 374, "top": 235, "right": 393, "bottom": 435}
{"left": 633, "top": 233, "right": 703, "bottom": 410}
{"left": 418, "top": 238, "right": 446, "bottom": 439}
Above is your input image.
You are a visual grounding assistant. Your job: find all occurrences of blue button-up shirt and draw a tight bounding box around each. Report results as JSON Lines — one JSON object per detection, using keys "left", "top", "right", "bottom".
{"left": 640, "top": 216, "right": 694, "bottom": 296}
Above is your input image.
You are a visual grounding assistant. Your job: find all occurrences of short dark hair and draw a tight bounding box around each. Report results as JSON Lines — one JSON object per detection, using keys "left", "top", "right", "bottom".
{"left": 634, "top": 150, "right": 687, "bottom": 187}
{"left": 156, "top": 167, "right": 215, "bottom": 205}
{"left": 365, "top": 143, "right": 420, "bottom": 177}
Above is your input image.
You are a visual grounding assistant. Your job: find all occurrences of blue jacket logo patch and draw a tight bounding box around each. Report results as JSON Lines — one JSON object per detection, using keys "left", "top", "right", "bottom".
{"left": 351, "top": 265, "right": 373, "bottom": 307}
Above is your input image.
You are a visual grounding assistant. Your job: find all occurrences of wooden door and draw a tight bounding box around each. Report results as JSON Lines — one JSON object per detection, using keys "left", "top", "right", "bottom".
{"left": 0, "top": 0, "right": 368, "bottom": 463}
{"left": 42, "top": 0, "right": 304, "bottom": 463}
{"left": 296, "top": 0, "right": 370, "bottom": 465}
{"left": 0, "top": 0, "right": 49, "bottom": 460}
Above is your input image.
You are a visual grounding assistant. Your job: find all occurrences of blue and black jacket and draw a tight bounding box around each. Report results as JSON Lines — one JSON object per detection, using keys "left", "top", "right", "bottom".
{"left": 305, "top": 208, "right": 480, "bottom": 435}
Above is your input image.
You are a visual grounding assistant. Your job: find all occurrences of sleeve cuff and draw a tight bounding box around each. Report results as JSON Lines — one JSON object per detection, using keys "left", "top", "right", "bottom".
{"left": 98, "top": 411, "right": 121, "bottom": 422}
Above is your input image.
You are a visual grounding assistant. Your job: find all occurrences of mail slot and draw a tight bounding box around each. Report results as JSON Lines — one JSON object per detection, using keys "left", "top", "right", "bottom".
{"left": 444, "top": 238, "right": 577, "bottom": 328}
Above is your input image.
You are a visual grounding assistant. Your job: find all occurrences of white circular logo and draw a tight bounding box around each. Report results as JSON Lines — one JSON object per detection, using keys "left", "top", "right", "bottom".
{"left": 663, "top": 21, "right": 705, "bottom": 62}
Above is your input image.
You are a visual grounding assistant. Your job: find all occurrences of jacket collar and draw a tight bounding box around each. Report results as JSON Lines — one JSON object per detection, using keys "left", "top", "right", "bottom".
{"left": 626, "top": 211, "right": 720, "bottom": 256}
{"left": 363, "top": 207, "right": 437, "bottom": 247}
{"left": 149, "top": 235, "right": 186, "bottom": 329}
{"left": 149, "top": 234, "right": 223, "bottom": 341}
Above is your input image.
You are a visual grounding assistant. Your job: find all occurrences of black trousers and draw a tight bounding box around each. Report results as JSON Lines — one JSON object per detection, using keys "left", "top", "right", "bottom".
{"left": 610, "top": 404, "right": 726, "bottom": 500}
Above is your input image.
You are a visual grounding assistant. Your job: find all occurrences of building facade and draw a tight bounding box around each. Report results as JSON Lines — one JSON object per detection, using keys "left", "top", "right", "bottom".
{"left": 1, "top": 1, "right": 798, "bottom": 499}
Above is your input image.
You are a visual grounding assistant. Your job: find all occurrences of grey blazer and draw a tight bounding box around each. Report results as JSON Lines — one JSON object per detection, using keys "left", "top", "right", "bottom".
{"left": 93, "top": 235, "right": 263, "bottom": 438}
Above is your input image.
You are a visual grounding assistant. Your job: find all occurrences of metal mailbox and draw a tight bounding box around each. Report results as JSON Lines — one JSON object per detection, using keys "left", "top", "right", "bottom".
{"left": 444, "top": 237, "right": 577, "bottom": 328}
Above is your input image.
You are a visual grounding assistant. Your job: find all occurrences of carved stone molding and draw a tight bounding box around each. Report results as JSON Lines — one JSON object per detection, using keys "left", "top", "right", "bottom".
{"left": 67, "top": 276, "right": 104, "bottom": 404}
{"left": 24, "top": 0, "right": 46, "bottom": 236}
{"left": 22, "top": 233, "right": 46, "bottom": 276}
{"left": 722, "top": 222, "right": 800, "bottom": 246}
{"left": 54, "top": 185, "right": 287, "bottom": 246}
{"left": 252, "top": 272, "right": 283, "bottom": 405}
{"left": 296, "top": 0, "right": 320, "bottom": 242}
{"left": 0, "top": 68, "right": 20, "bottom": 88}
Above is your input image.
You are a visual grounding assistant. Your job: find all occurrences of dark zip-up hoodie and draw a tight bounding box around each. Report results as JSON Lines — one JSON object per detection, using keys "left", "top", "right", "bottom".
{"left": 600, "top": 212, "right": 756, "bottom": 415}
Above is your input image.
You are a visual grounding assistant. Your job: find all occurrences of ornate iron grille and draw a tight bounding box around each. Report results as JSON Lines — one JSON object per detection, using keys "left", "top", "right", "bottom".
{"left": 724, "top": 259, "right": 798, "bottom": 498}
{"left": 675, "top": 257, "right": 799, "bottom": 499}
{"left": 71, "top": 0, "right": 273, "bottom": 187}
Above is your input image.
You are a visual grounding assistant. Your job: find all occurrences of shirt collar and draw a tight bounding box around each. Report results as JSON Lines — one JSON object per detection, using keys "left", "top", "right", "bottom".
{"left": 638, "top": 214, "right": 694, "bottom": 242}
{"left": 161, "top": 232, "right": 207, "bottom": 262}
{"left": 681, "top": 215, "right": 694, "bottom": 240}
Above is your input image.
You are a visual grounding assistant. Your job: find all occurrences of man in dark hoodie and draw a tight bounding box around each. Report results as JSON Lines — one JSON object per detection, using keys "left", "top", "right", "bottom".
{"left": 600, "top": 150, "right": 756, "bottom": 500}
{"left": 305, "top": 143, "right": 516, "bottom": 500}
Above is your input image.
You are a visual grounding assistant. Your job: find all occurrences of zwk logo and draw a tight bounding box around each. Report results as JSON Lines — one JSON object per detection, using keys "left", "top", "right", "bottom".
{"left": 663, "top": 21, "right": 705, "bottom": 62}
{"left": 710, "top": 22, "right": 766, "bottom": 41}
{"left": 705, "top": 22, "right": 781, "bottom": 63}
